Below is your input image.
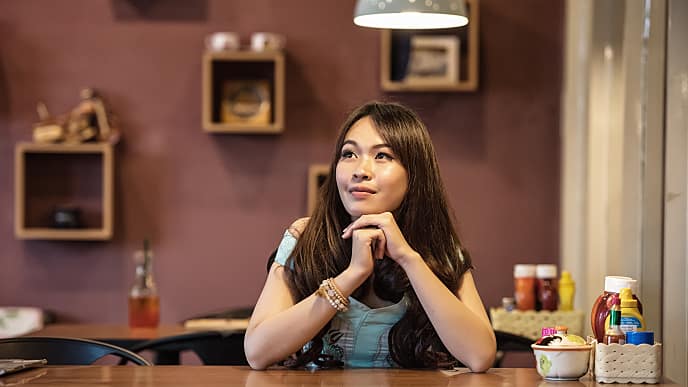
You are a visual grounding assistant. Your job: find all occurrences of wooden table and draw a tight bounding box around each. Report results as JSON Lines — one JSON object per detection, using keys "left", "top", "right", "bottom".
{"left": 0, "top": 366, "right": 679, "bottom": 387}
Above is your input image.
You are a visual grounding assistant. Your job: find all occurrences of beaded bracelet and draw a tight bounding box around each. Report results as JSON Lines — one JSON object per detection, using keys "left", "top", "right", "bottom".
{"left": 317, "top": 278, "right": 349, "bottom": 312}
{"left": 325, "top": 278, "right": 347, "bottom": 306}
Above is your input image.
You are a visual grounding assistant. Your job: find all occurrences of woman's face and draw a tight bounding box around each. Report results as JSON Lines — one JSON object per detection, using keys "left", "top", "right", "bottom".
{"left": 336, "top": 117, "right": 409, "bottom": 220}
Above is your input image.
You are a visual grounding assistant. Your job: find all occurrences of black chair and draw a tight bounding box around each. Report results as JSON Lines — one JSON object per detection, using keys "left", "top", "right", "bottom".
{"left": 126, "top": 330, "right": 247, "bottom": 365}
{"left": 0, "top": 337, "right": 150, "bottom": 365}
{"left": 493, "top": 330, "right": 534, "bottom": 367}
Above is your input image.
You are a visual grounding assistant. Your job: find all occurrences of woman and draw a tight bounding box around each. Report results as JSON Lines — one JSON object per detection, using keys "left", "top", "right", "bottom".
{"left": 244, "top": 101, "right": 496, "bottom": 371}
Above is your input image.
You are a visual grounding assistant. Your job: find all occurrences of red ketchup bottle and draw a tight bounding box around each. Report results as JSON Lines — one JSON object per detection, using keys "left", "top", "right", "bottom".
{"left": 590, "top": 276, "right": 643, "bottom": 342}
{"left": 535, "top": 264, "right": 558, "bottom": 311}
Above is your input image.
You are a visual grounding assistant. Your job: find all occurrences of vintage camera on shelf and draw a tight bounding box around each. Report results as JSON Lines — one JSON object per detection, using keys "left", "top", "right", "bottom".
{"left": 32, "top": 88, "right": 120, "bottom": 144}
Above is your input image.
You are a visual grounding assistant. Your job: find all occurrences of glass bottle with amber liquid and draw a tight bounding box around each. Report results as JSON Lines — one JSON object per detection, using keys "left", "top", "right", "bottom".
{"left": 128, "top": 239, "right": 160, "bottom": 328}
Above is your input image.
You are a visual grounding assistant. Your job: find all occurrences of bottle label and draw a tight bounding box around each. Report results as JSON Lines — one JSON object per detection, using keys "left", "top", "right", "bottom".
{"left": 620, "top": 316, "right": 641, "bottom": 333}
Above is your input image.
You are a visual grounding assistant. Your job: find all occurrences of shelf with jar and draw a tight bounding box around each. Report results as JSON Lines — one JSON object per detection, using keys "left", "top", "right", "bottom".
{"left": 202, "top": 50, "right": 285, "bottom": 134}
{"left": 14, "top": 142, "right": 114, "bottom": 240}
{"left": 379, "top": 0, "right": 480, "bottom": 92}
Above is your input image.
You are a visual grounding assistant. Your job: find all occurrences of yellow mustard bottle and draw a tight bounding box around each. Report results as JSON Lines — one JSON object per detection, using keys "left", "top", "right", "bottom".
{"left": 558, "top": 271, "right": 575, "bottom": 311}
{"left": 619, "top": 287, "right": 645, "bottom": 334}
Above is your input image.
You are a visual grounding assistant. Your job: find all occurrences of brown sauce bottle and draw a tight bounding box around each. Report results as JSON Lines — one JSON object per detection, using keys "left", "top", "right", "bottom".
{"left": 591, "top": 276, "right": 642, "bottom": 342}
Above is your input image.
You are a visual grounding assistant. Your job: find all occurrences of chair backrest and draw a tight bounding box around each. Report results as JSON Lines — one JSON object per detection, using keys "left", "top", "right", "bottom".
{"left": 0, "top": 337, "right": 150, "bottom": 365}
{"left": 493, "top": 330, "right": 534, "bottom": 367}
{"left": 127, "top": 330, "right": 247, "bottom": 365}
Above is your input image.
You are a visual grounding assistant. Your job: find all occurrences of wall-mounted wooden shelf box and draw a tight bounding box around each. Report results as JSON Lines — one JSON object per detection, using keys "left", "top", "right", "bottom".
{"left": 380, "top": 0, "right": 480, "bottom": 92}
{"left": 14, "top": 142, "right": 114, "bottom": 240}
{"left": 202, "top": 50, "right": 285, "bottom": 134}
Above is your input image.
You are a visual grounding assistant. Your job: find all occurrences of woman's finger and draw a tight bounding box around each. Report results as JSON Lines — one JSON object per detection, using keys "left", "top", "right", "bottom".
{"left": 342, "top": 213, "right": 390, "bottom": 238}
{"left": 375, "top": 230, "right": 386, "bottom": 259}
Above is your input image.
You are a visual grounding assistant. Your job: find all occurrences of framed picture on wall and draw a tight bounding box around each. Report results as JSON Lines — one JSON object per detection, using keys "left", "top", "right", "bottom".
{"left": 221, "top": 79, "right": 272, "bottom": 124}
{"left": 404, "top": 35, "right": 460, "bottom": 84}
{"left": 307, "top": 164, "right": 329, "bottom": 215}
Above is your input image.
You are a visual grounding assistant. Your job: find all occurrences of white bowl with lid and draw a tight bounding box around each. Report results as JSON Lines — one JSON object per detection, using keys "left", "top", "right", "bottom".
{"left": 531, "top": 343, "right": 593, "bottom": 381}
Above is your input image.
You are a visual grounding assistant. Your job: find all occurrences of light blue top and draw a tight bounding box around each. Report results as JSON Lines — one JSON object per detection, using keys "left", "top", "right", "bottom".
{"left": 273, "top": 230, "right": 407, "bottom": 368}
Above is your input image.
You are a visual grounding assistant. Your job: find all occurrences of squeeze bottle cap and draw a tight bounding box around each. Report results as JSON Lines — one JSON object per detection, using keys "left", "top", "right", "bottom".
{"left": 619, "top": 287, "right": 637, "bottom": 307}
{"left": 604, "top": 276, "right": 637, "bottom": 293}
{"left": 560, "top": 271, "right": 575, "bottom": 286}
{"left": 514, "top": 264, "right": 536, "bottom": 278}
{"left": 536, "top": 264, "right": 557, "bottom": 279}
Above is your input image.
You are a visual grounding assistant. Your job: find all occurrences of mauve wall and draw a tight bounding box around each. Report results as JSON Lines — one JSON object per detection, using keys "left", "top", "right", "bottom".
{"left": 0, "top": 1, "right": 562, "bottom": 324}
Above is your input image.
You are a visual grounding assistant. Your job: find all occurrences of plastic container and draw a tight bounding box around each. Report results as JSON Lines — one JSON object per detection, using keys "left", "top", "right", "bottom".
{"left": 619, "top": 287, "right": 645, "bottom": 334}
{"left": 626, "top": 331, "right": 654, "bottom": 345}
{"left": 590, "top": 276, "right": 643, "bottom": 342}
{"left": 501, "top": 297, "right": 515, "bottom": 312}
{"left": 558, "top": 271, "right": 575, "bottom": 311}
{"left": 594, "top": 341, "right": 662, "bottom": 383}
{"left": 514, "top": 264, "right": 536, "bottom": 311}
{"left": 536, "top": 264, "right": 558, "bottom": 311}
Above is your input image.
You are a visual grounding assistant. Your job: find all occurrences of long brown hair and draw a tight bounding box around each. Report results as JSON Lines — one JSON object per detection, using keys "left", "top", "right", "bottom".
{"left": 284, "top": 101, "right": 473, "bottom": 368}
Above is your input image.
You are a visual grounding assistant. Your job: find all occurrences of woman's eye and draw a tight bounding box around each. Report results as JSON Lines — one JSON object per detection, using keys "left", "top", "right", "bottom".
{"left": 340, "top": 150, "right": 355, "bottom": 159}
{"left": 375, "top": 152, "right": 394, "bottom": 160}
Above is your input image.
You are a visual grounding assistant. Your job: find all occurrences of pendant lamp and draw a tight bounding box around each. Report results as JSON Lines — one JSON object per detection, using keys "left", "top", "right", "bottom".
{"left": 353, "top": 0, "right": 468, "bottom": 29}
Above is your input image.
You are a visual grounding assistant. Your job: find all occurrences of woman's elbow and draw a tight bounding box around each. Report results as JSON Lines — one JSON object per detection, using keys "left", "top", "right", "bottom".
{"left": 245, "top": 348, "right": 272, "bottom": 370}
{"left": 465, "top": 355, "right": 493, "bottom": 373}
{"left": 247, "top": 357, "right": 269, "bottom": 370}
{"left": 464, "top": 346, "right": 496, "bottom": 373}
{"left": 244, "top": 337, "right": 270, "bottom": 370}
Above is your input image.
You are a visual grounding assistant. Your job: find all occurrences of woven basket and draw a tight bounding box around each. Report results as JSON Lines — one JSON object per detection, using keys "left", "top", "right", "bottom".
{"left": 593, "top": 342, "right": 662, "bottom": 384}
{"left": 489, "top": 308, "right": 585, "bottom": 340}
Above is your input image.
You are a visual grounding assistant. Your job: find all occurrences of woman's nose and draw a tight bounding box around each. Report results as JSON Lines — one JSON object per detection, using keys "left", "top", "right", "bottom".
{"left": 352, "top": 158, "right": 372, "bottom": 180}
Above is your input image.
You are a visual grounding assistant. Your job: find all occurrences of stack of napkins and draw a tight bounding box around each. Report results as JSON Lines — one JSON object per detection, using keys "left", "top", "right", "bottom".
{"left": 183, "top": 318, "right": 249, "bottom": 331}
{"left": 0, "top": 307, "right": 44, "bottom": 339}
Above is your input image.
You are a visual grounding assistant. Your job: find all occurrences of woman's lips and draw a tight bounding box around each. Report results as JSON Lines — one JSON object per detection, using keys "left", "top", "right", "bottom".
{"left": 350, "top": 191, "right": 374, "bottom": 199}
{"left": 349, "top": 186, "right": 376, "bottom": 199}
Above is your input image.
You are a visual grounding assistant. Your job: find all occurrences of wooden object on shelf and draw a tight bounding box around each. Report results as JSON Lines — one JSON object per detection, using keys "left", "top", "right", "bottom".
{"left": 307, "top": 164, "right": 329, "bottom": 215}
{"left": 202, "top": 50, "right": 285, "bottom": 133}
{"left": 380, "top": 0, "right": 480, "bottom": 92}
{"left": 14, "top": 142, "right": 114, "bottom": 240}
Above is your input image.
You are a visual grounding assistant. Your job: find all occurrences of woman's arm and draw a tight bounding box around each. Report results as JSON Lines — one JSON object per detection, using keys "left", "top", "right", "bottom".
{"left": 401, "top": 257, "right": 496, "bottom": 372}
{"left": 244, "top": 262, "right": 368, "bottom": 369}
{"left": 244, "top": 218, "right": 381, "bottom": 370}
{"left": 342, "top": 213, "right": 496, "bottom": 372}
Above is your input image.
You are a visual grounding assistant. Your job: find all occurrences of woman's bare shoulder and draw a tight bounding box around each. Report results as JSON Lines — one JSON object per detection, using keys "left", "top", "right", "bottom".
{"left": 287, "top": 217, "right": 310, "bottom": 238}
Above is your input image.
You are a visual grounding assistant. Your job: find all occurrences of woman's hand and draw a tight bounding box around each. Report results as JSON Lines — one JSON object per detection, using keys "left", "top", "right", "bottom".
{"left": 347, "top": 227, "right": 386, "bottom": 279}
{"left": 341, "top": 212, "right": 420, "bottom": 268}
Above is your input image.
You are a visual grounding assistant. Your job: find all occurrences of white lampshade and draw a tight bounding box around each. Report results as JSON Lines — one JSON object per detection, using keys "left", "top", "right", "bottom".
{"left": 353, "top": 0, "right": 468, "bottom": 29}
